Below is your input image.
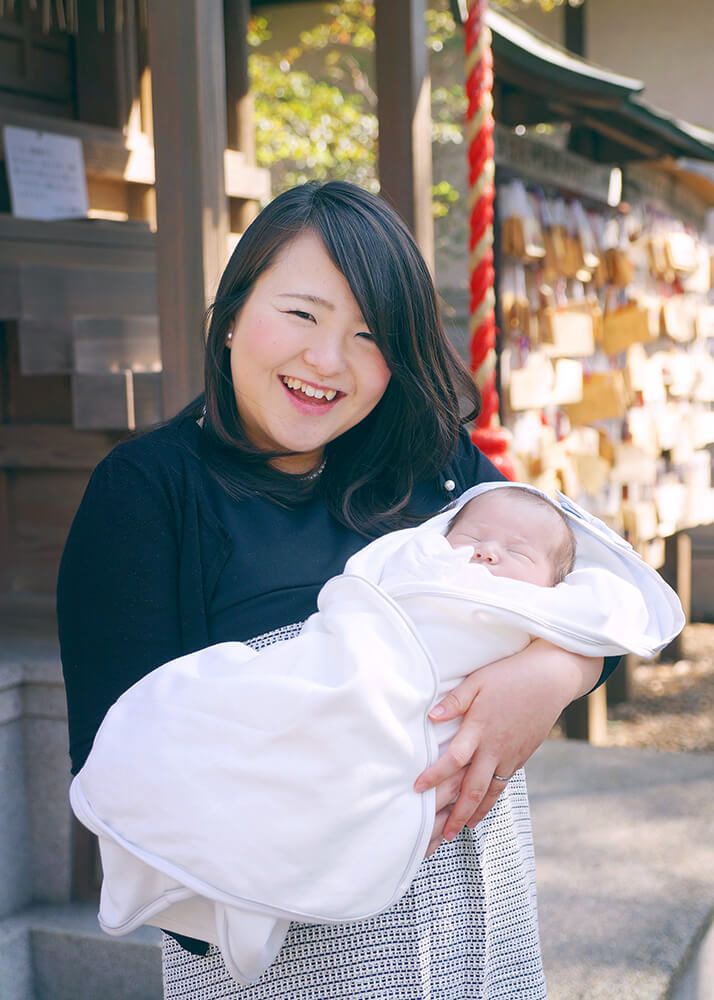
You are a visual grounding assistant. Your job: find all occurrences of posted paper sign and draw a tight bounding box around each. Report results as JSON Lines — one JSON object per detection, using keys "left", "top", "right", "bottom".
{"left": 3, "top": 125, "right": 89, "bottom": 221}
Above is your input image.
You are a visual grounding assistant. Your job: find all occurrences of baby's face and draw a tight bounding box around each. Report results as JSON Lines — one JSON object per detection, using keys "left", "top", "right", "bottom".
{"left": 445, "top": 492, "right": 561, "bottom": 587}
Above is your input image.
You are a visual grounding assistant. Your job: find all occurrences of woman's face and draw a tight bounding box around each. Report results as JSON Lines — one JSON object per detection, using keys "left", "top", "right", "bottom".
{"left": 226, "top": 230, "right": 391, "bottom": 473}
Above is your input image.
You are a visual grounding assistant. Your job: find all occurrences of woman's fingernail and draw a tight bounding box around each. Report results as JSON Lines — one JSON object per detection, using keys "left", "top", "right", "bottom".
{"left": 429, "top": 704, "right": 446, "bottom": 718}
{"left": 414, "top": 780, "right": 425, "bottom": 793}
{"left": 443, "top": 829, "right": 455, "bottom": 842}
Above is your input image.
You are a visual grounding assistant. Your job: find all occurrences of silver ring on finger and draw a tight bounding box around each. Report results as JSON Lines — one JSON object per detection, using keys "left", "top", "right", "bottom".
{"left": 492, "top": 772, "right": 512, "bottom": 783}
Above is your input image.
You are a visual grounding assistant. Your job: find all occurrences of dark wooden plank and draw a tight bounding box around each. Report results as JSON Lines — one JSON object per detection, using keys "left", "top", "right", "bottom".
{"left": 133, "top": 371, "right": 163, "bottom": 428}
{"left": 71, "top": 372, "right": 134, "bottom": 431}
{"left": 564, "top": 4, "right": 585, "bottom": 57}
{"left": 375, "top": 0, "right": 434, "bottom": 269}
{"left": 562, "top": 685, "right": 608, "bottom": 744}
{"left": 690, "top": 524, "right": 714, "bottom": 623}
{"left": 72, "top": 817, "right": 102, "bottom": 902}
{"left": 72, "top": 315, "right": 161, "bottom": 374}
{"left": 0, "top": 471, "right": 11, "bottom": 593}
{"left": 0, "top": 322, "right": 9, "bottom": 422}
{"left": 18, "top": 266, "right": 157, "bottom": 320}
{"left": 73, "top": 0, "right": 139, "bottom": 130}
{"left": 606, "top": 652, "right": 637, "bottom": 706}
{"left": 0, "top": 0, "right": 73, "bottom": 113}
{"left": 0, "top": 214, "right": 156, "bottom": 266}
{"left": 0, "top": 424, "right": 119, "bottom": 470}
{"left": 15, "top": 267, "right": 158, "bottom": 375}
{"left": 0, "top": 266, "right": 21, "bottom": 318}
{"left": 147, "top": 0, "right": 230, "bottom": 419}
{"left": 18, "top": 319, "right": 73, "bottom": 374}
{"left": 8, "top": 468, "right": 90, "bottom": 593}
{"left": 4, "top": 323, "right": 72, "bottom": 422}
{"left": 660, "top": 531, "right": 692, "bottom": 660}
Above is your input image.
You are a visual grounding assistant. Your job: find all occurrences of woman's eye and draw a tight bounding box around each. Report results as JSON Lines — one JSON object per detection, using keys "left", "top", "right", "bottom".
{"left": 289, "top": 310, "right": 316, "bottom": 323}
{"left": 356, "top": 330, "right": 376, "bottom": 342}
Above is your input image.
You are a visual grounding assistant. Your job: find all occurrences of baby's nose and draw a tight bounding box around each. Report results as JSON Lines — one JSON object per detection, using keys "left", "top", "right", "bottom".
{"left": 473, "top": 543, "right": 499, "bottom": 564}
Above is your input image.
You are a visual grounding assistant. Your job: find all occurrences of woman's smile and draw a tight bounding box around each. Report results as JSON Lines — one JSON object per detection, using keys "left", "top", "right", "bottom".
{"left": 279, "top": 374, "right": 343, "bottom": 409}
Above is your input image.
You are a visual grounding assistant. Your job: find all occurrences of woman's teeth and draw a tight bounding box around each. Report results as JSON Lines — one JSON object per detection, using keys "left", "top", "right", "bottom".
{"left": 282, "top": 376, "right": 337, "bottom": 401}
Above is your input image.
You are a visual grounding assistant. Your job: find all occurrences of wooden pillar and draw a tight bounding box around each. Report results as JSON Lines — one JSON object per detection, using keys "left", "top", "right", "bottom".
{"left": 375, "top": 0, "right": 434, "bottom": 270}
{"left": 225, "top": 0, "right": 255, "bottom": 160}
{"left": 224, "top": 0, "right": 259, "bottom": 233}
{"left": 607, "top": 652, "right": 637, "bottom": 706}
{"left": 564, "top": 1, "right": 586, "bottom": 57}
{"left": 147, "top": 0, "right": 230, "bottom": 418}
{"left": 660, "top": 531, "right": 692, "bottom": 661}
{"left": 562, "top": 685, "right": 608, "bottom": 745}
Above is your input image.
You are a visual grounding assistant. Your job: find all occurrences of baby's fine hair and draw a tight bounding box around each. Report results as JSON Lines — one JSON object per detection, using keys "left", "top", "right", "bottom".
{"left": 449, "top": 486, "right": 577, "bottom": 585}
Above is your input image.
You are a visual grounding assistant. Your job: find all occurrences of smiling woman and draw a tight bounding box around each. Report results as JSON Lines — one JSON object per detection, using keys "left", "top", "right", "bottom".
{"left": 58, "top": 180, "right": 615, "bottom": 1000}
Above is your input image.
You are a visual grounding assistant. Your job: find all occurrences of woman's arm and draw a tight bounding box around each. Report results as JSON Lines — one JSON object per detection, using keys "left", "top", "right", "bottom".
{"left": 58, "top": 452, "right": 183, "bottom": 774}
{"left": 415, "top": 640, "right": 603, "bottom": 839}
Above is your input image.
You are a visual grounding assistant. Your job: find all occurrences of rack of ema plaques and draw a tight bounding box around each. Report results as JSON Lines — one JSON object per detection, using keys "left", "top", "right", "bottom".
{"left": 496, "top": 171, "right": 714, "bottom": 595}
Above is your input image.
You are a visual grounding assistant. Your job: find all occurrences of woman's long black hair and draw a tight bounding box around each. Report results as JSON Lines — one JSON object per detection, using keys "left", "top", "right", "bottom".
{"left": 181, "top": 180, "right": 480, "bottom": 537}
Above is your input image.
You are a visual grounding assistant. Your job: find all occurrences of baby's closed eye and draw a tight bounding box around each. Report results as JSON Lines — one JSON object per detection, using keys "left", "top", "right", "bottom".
{"left": 508, "top": 549, "right": 533, "bottom": 561}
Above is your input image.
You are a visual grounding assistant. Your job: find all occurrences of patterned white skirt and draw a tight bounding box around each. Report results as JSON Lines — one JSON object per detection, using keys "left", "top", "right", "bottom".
{"left": 162, "top": 624, "right": 546, "bottom": 1000}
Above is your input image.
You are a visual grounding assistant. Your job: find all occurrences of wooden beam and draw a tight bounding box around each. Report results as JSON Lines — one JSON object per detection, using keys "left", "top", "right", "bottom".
{"left": 147, "top": 0, "right": 230, "bottom": 417}
{"left": 0, "top": 425, "right": 119, "bottom": 470}
{"left": 224, "top": 152, "right": 271, "bottom": 202}
{"left": 0, "top": 109, "right": 269, "bottom": 203}
{"left": 375, "top": 0, "right": 434, "bottom": 270}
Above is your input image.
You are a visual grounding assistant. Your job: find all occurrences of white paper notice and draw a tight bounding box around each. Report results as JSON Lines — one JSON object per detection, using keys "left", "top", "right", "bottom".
{"left": 3, "top": 125, "right": 89, "bottom": 221}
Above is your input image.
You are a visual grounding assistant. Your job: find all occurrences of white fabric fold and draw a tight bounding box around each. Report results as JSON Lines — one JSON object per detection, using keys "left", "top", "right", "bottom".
{"left": 70, "top": 484, "right": 684, "bottom": 985}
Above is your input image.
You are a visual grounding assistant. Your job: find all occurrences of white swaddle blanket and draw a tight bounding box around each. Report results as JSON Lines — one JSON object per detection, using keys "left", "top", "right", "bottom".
{"left": 70, "top": 483, "right": 684, "bottom": 985}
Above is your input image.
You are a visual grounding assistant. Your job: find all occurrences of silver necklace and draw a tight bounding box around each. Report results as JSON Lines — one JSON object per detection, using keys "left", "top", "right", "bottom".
{"left": 301, "top": 457, "right": 327, "bottom": 482}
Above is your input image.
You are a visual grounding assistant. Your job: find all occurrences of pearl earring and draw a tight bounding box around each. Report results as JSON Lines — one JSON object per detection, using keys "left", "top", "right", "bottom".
{"left": 226, "top": 330, "right": 233, "bottom": 344}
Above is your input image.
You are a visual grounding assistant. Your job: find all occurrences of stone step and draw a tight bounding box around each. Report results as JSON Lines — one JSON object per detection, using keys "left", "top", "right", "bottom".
{"left": 0, "top": 904, "right": 161, "bottom": 1000}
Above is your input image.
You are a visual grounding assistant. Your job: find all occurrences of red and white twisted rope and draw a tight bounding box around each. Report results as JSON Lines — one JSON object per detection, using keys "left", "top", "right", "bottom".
{"left": 465, "top": 0, "right": 514, "bottom": 475}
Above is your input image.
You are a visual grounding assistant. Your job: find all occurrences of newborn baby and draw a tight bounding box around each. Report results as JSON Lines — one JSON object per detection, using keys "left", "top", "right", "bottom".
{"left": 445, "top": 486, "right": 576, "bottom": 586}
{"left": 373, "top": 487, "right": 579, "bottom": 745}
{"left": 71, "top": 483, "right": 683, "bottom": 986}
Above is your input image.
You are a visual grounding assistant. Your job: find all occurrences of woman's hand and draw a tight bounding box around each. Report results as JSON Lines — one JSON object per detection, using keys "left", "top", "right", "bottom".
{"left": 425, "top": 766, "right": 468, "bottom": 856}
{"left": 415, "top": 640, "right": 603, "bottom": 844}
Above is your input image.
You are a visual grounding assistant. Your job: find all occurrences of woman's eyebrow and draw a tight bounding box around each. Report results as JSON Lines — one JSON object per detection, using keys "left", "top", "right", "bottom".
{"left": 277, "top": 293, "right": 334, "bottom": 310}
